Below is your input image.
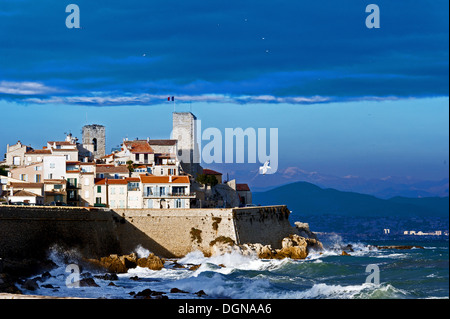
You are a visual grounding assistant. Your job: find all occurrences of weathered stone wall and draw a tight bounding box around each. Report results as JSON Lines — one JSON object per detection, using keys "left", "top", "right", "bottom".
{"left": 111, "top": 208, "right": 238, "bottom": 257}
{"left": 0, "top": 206, "right": 120, "bottom": 260}
{"left": 232, "top": 206, "right": 296, "bottom": 249}
{"left": 0, "top": 205, "right": 296, "bottom": 259}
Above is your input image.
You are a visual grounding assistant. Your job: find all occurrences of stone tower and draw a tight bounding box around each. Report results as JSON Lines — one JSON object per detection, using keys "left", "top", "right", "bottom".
{"left": 82, "top": 124, "right": 106, "bottom": 159}
{"left": 172, "top": 112, "right": 202, "bottom": 177}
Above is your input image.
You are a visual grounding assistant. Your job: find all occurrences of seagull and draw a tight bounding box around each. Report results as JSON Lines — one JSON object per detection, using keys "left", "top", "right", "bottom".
{"left": 259, "top": 160, "right": 271, "bottom": 175}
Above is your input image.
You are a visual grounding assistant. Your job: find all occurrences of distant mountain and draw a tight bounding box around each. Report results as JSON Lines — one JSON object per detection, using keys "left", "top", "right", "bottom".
{"left": 252, "top": 181, "right": 449, "bottom": 218}
{"left": 211, "top": 164, "right": 449, "bottom": 198}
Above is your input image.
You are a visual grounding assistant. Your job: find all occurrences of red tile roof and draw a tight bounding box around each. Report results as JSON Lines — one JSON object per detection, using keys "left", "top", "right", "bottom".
{"left": 203, "top": 169, "right": 222, "bottom": 175}
{"left": 140, "top": 175, "right": 190, "bottom": 184}
{"left": 123, "top": 140, "right": 154, "bottom": 154}
{"left": 25, "top": 149, "right": 52, "bottom": 155}
{"left": 94, "top": 177, "right": 140, "bottom": 185}
{"left": 95, "top": 165, "right": 129, "bottom": 173}
{"left": 236, "top": 183, "right": 250, "bottom": 191}
{"left": 147, "top": 139, "right": 177, "bottom": 146}
{"left": 47, "top": 141, "right": 74, "bottom": 146}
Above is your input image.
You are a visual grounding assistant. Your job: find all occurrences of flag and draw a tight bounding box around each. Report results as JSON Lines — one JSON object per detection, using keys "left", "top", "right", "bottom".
{"left": 168, "top": 96, "right": 174, "bottom": 101}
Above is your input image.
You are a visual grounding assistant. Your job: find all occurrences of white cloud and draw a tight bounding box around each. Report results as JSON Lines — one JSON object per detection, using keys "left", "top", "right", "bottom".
{"left": 0, "top": 81, "right": 59, "bottom": 95}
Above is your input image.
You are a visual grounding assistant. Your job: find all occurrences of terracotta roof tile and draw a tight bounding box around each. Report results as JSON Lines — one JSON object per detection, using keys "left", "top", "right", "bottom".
{"left": 95, "top": 165, "right": 129, "bottom": 173}
{"left": 236, "top": 183, "right": 250, "bottom": 191}
{"left": 140, "top": 175, "right": 189, "bottom": 184}
{"left": 203, "top": 169, "right": 222, "bottom": 175}
{"left": 147, "top": 139, "right": 177, "bottom": 146}
{"left": 123, "top": 140, "right": 154, "bottom": 153}
{"left": 25, "top": 149, "right": 52, "bottom": 155}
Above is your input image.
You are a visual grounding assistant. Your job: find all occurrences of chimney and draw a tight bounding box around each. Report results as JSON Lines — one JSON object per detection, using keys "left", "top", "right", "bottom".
{"left": 169, "top": 175, "right": 172, "bottom": 183}
{"left": 9, "top": 187, "right": 13, "bottom": 197}
{"left": 147, "top": 137, "right": 150, "bottom": 142}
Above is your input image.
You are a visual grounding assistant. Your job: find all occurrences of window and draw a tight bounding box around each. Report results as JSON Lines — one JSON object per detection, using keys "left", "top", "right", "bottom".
{"left": 96, "top": 197, "right": 102, "bottom": 204}
{"left": 144, "top": 154, "right": 148, "bottom": 163}
{"left": 146, "top": 187, "right": 153, "bottom": 196}
{"left": 160, "top": 168, "right": 164, "bottom": 175}
{"left": 84, "top": 190, "right": 89, "bottom": 199}
{"left": 35, "top": 174, "right": 41, "bottom": 183}
{"left": 84, "top": 178, "right": 89, "bottom": 186}
{"left": 128, "top": 182, "right": 139, "bottom": 191}
{"left": 34, "top": 166, "right": 42, "bottom": 171}
{"left": 175, "top": 199, "right": 182, "bottom": 208}
{"left": 27, "top": 156, "right": 31, "bottom": 162}
{"left": 110, "top": 200, "right": 116, "bottom": 208}
{"left": 169, "top": 169, "right": 175, "bottom": 175}
{"left": 54, "top": 184, "right": 62, "bottom": 190}
{"left": 13, "top": 157, "right": 21, "bottom": 165}
{"left": 119, "top": 187, "right": 124, "bottom": 194}
{"left": 99, "top": 173, "right": 104, "bottom": 178}
{"left": 48, "top": 173, "right": 53, "bottom": 179}
{"left": 69, "top": 190, "right": 76, "bottom": 199}
{"left": 119, "top": 200, "right": 125, "bottom": 208}
{"left": 114, "top": 174, "right": 119, "bottom": 179}
{"left": 49, "top": 163, "right": 55, "bottom": 169}
{"left": 173, "top": 186, "right": 186, "bottom": 195}
{"left": 111, "top": 187, "right": 115, "bottom": 195}
{"left": 97, "top": 185, "right": 102, "bottom": 193}
{"left": 37, "top": 157, "right": 41, "bottom": 162}
{"left": 93, "top": 138, "right": 97, "bottom": 152}
{"left": 67, "top": 178, "right": 77, "bottom": 187}
{"left": 20, "top": 174, "right": 27, "bottom": 181}
{"left": 159, "top": 186, "right": 166, "bottom": 196}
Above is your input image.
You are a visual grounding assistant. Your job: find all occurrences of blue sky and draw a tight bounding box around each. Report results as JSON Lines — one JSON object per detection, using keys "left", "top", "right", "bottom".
{"left": 0, "top": 0, "right": 448, "bottom": 181}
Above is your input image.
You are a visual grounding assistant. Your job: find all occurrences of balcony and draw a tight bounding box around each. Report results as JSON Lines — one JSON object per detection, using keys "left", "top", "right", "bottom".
{"left": 144, "top": 192, "right": 196, "bottom": 199}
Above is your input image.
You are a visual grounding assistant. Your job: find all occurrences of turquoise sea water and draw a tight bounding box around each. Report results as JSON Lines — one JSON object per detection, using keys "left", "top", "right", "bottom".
{"left": 22, "top": 235, "right": 449, "bottom": 299}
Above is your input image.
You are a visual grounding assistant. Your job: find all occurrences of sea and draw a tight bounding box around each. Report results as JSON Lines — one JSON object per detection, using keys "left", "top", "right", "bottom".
{"left": 19, "top": 219, "right": 449, "bottom": 301}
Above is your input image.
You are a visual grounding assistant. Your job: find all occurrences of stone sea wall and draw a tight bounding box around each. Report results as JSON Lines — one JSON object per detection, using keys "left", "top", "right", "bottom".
{"left": 0, "top": 205, "right": 297, "bottom": 259}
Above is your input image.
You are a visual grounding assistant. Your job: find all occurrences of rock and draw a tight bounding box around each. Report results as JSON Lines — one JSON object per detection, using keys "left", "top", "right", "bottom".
{"left": 136, "top": 253, "right": 165, "bottom": 270}
{"left": 295, "top": 221, "right": 319, "bottom": 240}
{"left": 134, "top": 288, "right": 168, "bottom": 299}
{"left": 87, "top": 252, "right": 160, "bottom": 274}
{"left": 171, "top": 262, "right": 185, "bottom": 269}
{"left": 376, "top": 245, "right": 424, "bottom": 250}
{"left": 189, "top": 264, "right": 201, "bottom": 271}
{"left": 276, "top": 234, "right": 308, "bottom": 259}
{"left": 108, "top": 282, "right": 116, "bottom": 287}
{"left": 76, "top": 277, "right": 99, "bottom": 287}
{"left": 22, "top": 278, "right": 39, "bottom": 291}
{"left": 195, "top": 290, "right": 207, "bottom": 297}
{"left": 170, "top": 287, "right": 189, "bottom": 294}
{"left": 0, "top": 273, "right": 22, "bottom": 294}
{"left": 130, "top": 276, "right": 139, "bottom": 281}
{"left": 94, "top": 273, "right": 118, "bottom": 281}
{"left": 42, "top": 284, "right": 57, "bottom": 289}
{"left": 40, "top": 271, "right": 52, "bottom": 282}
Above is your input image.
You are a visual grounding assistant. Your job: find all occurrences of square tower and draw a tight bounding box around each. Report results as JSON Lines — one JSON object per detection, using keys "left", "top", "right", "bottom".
{"left": 172, "top": 112, "right": 202, "bottom": 176}
{"left": 82, "top": 124, "right": 106, "bottom": 159}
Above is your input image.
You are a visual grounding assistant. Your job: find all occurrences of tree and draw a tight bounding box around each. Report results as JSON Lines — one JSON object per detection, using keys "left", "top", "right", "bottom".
{"left": 126, "top": 160, "right": 134, "bottom": 177}
{"left": 0, "top": 165, "right": 8, "bottom": 177}
{"left": 196, "top": 174, "right": 218, "bottom": 187}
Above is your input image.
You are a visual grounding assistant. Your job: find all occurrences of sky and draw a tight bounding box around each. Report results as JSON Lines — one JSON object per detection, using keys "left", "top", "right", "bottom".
{"left": 0, "top": 0, "right": 448, "bottom": 181}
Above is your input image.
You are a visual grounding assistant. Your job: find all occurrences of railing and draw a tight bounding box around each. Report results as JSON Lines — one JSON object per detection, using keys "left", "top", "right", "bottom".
{"left": 144, "top": 192, "right": 196, "bottom": 198}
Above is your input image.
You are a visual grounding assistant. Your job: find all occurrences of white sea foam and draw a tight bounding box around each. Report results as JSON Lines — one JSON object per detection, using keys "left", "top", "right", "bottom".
{"left": 134, "top": 245, "right": 151, "bottom": 258}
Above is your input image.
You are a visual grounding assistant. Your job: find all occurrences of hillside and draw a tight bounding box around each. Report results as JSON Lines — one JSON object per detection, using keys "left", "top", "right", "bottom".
{"left": 252, "top": 181, "right": 449, "bottom": 218}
